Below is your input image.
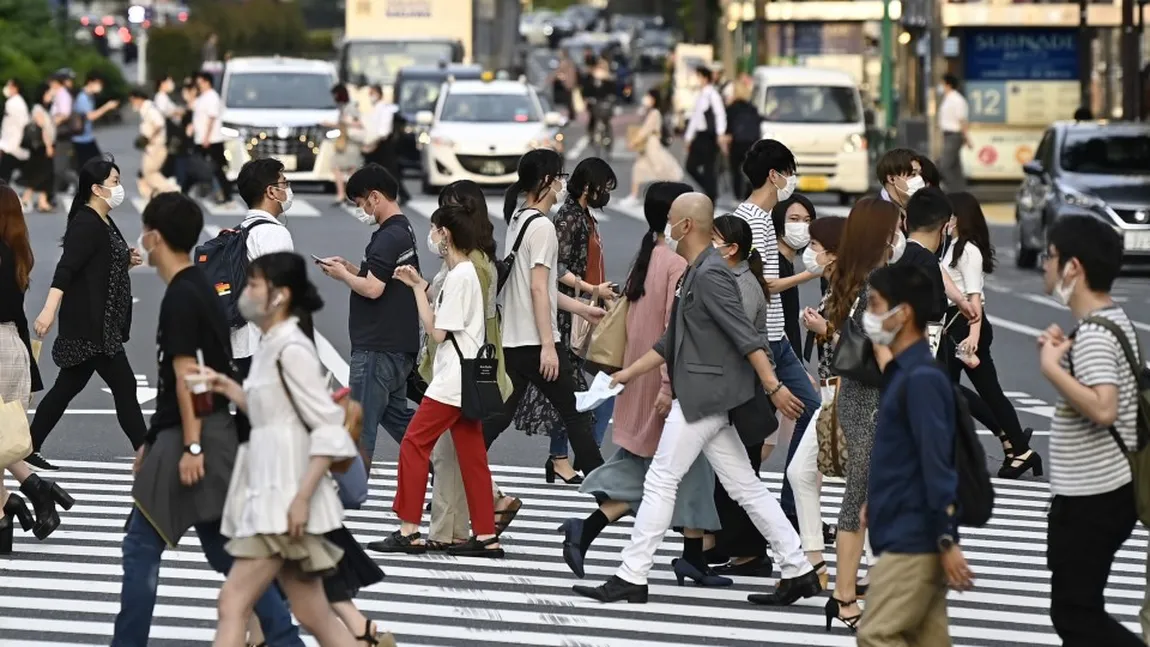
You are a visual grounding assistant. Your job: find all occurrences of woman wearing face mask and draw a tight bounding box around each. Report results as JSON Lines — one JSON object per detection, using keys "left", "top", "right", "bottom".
{"left": 820, "top": 197, "right": 901, "bottom": 632}
{"left": 20, "top": 83, "right": 56, "bottom": 213}
{"left": 26, "top": 156, "right": 147, "bottom": 471}
{"left": 203, "top": 253, "right": 364, "bottom": 647}
{"left": 520, "top": 157, "right": 616, "bottom": 484}
{"left": 621, "top": 90, "right": 682, "bottom": 207}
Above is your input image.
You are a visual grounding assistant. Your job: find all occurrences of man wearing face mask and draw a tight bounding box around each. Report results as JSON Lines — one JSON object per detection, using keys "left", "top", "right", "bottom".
{"left": 876, "top": 148, "right": 924, "bottom": 225}
{"left": 231, "top": 159, "right": 296, "bottom": 380}
{"left": 320, "top": 163, "right": 419, "bottom": 469}
{"left": 896, "top": 187, "right": 977, "bottom": 337}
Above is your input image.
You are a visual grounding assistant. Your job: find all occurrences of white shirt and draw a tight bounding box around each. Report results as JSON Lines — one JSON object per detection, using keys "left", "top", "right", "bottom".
{"left": 154, "top": 91, "right": 179, "bottom": 120}
{"left": 193, "top": 89, "right": 224, "bottom": 144}
{"left": 366, "top": 101, "right": 397, "bottom": 143}
{"left": 50, "top": 86, "right": 72, "bottom": 121}
{"left": 941, "top": 241, "right": 984, "bottom": 303}
{"left": 938, "top": 91, "right": 969, "bottom": 134}
{"left": 424, "top": 261, "right": 485, "bottom": 407}
{"left": 499, "top": 208, "right": 559, "bottom": 348}
{"left": 0, "top": 93, "right": 29, "bottom": 156}
{"left": 230, "top": 210, "right": 295, "bottom": 359}
{"left": 138, "top": 100, "right": 166, "bottom": 146}
{"left": 685, "top": 84, "right": 727, "bottom": 143}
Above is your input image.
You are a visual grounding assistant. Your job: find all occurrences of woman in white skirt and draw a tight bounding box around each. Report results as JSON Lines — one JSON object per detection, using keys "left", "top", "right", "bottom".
{"left": 620, "top": 90, "right": 683, "bottom": 207}
{"left": 202, "top": 253, "right": 360, "bottom": 647}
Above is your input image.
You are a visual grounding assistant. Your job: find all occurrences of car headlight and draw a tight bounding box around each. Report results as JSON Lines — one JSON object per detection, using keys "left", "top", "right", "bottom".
{"left": 430, "top": 135, "right": 454, "bottom": 148}
{"left": 220, "top": 126, "right": 240, "bottom": 139}
{"left": 842, "top": 133, "right": 866, "bottom": 153}
{"left": 325, "top": 129, "right": 341, "bottom": 140}
{"left": 1058, "top": 183, "right": 1107, "bottom": 210}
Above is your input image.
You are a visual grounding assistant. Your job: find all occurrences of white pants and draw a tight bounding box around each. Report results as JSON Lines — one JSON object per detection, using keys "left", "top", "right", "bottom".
{"left": 618, "top": 401, "right": 811, "bottom": 585}
{"left": 787, "top": 408, "right": 824, "bottom": 552}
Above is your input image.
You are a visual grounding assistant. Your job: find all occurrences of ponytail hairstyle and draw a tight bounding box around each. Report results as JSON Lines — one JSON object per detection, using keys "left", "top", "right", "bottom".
{"left": 439, "top": 179, "right": 496, "bottom": 260}
{"left": 502, "top": 148, "right": 563, "bottom": 222}
{"left": 247, "top": 252, "right": 325, "bottom": 341}
{"left": 430, "top": 203, "right": 479, "bottom": 255}
{"left": 623, "top": 181, "right": 692, "bottom": 302}
{"left": 714, "top": 214, "right": 770, "bottom": 304}
{"left": 69, "top": 155, "right": 119, "bottom": 225}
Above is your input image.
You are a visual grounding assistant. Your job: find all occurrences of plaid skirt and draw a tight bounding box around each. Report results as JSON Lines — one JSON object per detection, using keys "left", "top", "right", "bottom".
{"left": 0, "top": 323, "right": 31, "bottom": 406}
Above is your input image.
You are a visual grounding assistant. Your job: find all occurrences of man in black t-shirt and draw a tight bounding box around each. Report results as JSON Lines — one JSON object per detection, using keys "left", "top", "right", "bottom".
{"left": 319, "top": 163, "right": 419, "bottom": 465}
{"left": 897, "top": 188, "right": 951, "bottom": 323}
{"left": 113, "top": 192, "right": 302, "bottom": 647}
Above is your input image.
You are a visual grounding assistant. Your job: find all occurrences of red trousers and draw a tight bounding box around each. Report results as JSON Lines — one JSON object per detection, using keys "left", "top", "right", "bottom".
{"left": 392, "top": 396, "right": 496, "bottom": 535}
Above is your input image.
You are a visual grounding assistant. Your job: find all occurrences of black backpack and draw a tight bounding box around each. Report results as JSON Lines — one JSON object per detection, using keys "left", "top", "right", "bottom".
{"left": 902, "top": 362, "right": 995, "bottom": 527}
{"left": 495, "top": 210, "right": 545, "bottom": 293}
{"left": 194, "top": 220, "right": 274, "bottom": 328}
{"left": 730, "top": 106, "right": 762, "bottom": 143}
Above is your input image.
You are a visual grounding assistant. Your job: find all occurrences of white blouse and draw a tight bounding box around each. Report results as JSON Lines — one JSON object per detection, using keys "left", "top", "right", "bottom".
{"left": 221, "top": 318, "right": 358, "bottom": 538}
{"left": 942, "top": 240, "right": 985, "bottom": 304}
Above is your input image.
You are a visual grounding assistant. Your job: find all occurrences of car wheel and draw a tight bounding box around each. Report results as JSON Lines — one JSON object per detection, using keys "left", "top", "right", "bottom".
{"left": 1014, "top": 214, "right": 1038, "bottom": 269}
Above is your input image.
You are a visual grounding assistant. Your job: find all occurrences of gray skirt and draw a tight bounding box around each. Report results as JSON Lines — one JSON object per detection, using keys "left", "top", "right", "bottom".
{"left": 580, "top": 447, "right": 722, "bottom": 531}
{"left": 132, "top": 411, "right": 238, "bottom": 546}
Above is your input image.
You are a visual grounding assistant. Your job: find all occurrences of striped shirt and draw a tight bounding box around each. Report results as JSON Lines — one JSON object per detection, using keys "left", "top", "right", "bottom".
{"left": 1050, "top": 306, "right": 1140, "bottom": 497}
{"left": 733, "top": 201, "right": 784, "bottom": 341}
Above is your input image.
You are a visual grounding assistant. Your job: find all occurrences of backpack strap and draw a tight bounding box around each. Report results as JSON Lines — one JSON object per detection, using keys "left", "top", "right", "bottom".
{"left": 1072, "top": 315, "right": 1145, "bottom": 454}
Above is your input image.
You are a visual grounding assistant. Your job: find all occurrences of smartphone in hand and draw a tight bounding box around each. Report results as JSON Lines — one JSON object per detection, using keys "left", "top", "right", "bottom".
{"left": 311, "top": 254, "right": 327, "bottom": 265}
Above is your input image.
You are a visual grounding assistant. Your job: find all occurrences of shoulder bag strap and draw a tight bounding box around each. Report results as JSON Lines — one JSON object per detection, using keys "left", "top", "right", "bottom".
{"left": 276, "top": 342, "right": 316, "bottom": 433}
{"left": 1070, "top": 316, "right": 1143, "bottom": 454}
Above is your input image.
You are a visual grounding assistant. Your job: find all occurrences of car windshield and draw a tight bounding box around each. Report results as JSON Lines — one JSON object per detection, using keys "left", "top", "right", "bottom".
{"left": 641, "top": 30, "right": 675, "bottom": 47}
{"left": 760, "top": 85, "right": 861, "bottom": 124}
{"left": 440, "top": 92, "right": 540, "bottom": 123}
{"left": 224, "top": 72, "right": 336, "bottom": 110}
{"left": 1061, "top": 132, "right": 1150, "bottom": 175}
{"left": 397, "top": 79, "right": 445, "bottom": 114}
{"left": 342, "top": 41, "right": 457, "bottom": 86}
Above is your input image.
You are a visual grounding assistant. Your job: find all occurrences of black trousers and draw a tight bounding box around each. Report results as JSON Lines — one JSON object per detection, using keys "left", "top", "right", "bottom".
{"left": 73, "top": 140, "right": 102, "bottom": 171}
{"left": 945, "top": 308, "right": 1031, "bottom": 453}
{"left": 202, "top": 143, "right": 232, "bottom": 200}
{"left": 31, "top": 351, "right": 147, "bottom": 452}
{"left": 711, "top": 441, "right": 768, "bottom": 559}
{"left": 232, "top": 355, "right": 253, "bottom": 443}
{"left": 482, "top": 344, "right": 603, "bottom": 474}
{"left": 686, "top": 134, "right": 719, "bottom": 202}
{"left": 0, "top": 153, "right": 20, "bottom": 184}
{"left": 1048, "top": 483, "right": 1143, "bottom": 646}
{"left": 364, "top": 140, "right": 410, "bottom": 203}
{"left": 728, "top": 139, "right": 754, "bottom": 202}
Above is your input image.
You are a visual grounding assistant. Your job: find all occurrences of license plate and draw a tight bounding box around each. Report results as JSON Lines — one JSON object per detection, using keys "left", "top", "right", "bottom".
{"left": 273, "top": 154, "right": 297, "bottom": 172}
{"left": 481, "top": 160, "right": 504, "bottom": 175}
{"left": 798, "top": 175, "right": 829, "bottom": 192}
{"left": 1124, "top": 230, "right": 1150, "bottom": 251}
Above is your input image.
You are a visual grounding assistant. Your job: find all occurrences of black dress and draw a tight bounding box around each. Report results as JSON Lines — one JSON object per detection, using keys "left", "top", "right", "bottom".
{"left": 322, "top": 527, "right": 385, "bottom": 602}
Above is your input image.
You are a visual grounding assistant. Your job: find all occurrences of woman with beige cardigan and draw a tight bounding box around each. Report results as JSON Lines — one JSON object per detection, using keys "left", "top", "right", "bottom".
{"left": 619, "top": 90, "right": 683, "bottom": 208}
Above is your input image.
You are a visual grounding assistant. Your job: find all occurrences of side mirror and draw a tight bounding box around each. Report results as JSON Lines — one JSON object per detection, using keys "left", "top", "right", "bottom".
{"left": 1022, "top": 160, "right": 1045, "bottom": 176}
{"left": 415, "top": 110, "right": 434, "bottom": 126}
{"left": 543, "top": 111, "right": 564, "bottom": 127}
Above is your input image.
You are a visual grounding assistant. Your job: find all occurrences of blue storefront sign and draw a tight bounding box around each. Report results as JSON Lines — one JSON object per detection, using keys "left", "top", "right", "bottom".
{"left": 964, "top": 29, "right": 1079, "bottom": 82}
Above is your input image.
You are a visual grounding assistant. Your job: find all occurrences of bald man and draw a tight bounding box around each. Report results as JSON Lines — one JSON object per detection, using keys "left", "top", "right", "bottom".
{"left": 573, "top": 192, "right": 819, "bottom": 606}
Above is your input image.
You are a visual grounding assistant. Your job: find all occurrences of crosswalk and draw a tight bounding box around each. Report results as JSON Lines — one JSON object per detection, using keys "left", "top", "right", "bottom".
{"left": 2, "top": 460, "right": 1145, "bottom": 646}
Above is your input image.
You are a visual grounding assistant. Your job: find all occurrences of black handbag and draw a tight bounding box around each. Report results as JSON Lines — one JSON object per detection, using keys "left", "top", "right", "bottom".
{"left": 446, "top": 333, "right": 504, "bottom": 421}
{"left": 831, "top": 298, "right": 883, "bottom": 387}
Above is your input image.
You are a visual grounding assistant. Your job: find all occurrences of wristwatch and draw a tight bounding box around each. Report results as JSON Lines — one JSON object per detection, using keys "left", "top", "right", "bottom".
{"left": 937, "top": 534, "right": 955, "bottom": 552}
{"left": 184, "top": 443, "right": 203, "bottom": 456}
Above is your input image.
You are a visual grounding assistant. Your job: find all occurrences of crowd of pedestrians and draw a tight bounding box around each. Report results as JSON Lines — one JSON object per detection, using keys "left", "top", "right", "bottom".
{"left": 0, "top": 116, "right": 1146, "bottom": 646}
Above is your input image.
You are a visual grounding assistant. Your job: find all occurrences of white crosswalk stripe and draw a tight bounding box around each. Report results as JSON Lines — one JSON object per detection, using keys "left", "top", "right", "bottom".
{"left": 3, "top": 460, "right": 1145, "bottom": 646}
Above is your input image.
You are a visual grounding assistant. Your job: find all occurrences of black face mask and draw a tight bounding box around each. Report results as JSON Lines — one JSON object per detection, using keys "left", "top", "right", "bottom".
{"left": 588, "top": 189, "right": 610, "bottom": 209}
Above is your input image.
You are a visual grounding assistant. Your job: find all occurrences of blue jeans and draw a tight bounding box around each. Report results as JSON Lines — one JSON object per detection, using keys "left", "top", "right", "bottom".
{"left": 112, "top": 511, "right": 302, "bottom": 647}
{"left": 550, "top": 397, "right": 613, "bottom": 456}
{"left": 349, "top": 349, "right": 415, "bottom": 460}
{"left": 770, "top": 339, "right": 821, "bottom": 518}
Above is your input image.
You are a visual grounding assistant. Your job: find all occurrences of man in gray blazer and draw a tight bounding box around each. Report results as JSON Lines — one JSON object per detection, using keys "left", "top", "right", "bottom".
{"left": 573, "top": 192, "right": 821, "bottom": 606}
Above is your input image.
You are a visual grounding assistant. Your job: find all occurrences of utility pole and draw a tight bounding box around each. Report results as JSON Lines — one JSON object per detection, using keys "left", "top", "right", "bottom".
{"left": 880, "top": 0, "right": 894, "bottom": 132}
{"left": 1121, "top": 0, "right": 1139, "bottom": 118}
{"left": 755, "top": 0, "right": 767, "bottom": 67}
{"left": 1078, "top": 0, "right": 1092, "bottom": 110}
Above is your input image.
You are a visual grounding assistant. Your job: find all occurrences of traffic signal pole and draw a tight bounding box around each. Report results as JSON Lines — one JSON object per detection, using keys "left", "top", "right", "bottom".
{"left": 881, "top": 0, "right": 895, "bottom": 132}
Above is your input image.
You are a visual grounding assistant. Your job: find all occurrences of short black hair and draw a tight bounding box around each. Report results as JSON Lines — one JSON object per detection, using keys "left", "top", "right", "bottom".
{"left": 876, "top": 148, "right": 918, "bottom": 185}
{"left": 742, "top": 139, "right": 796, "bottom": 190}
{"left": 1073, "top": 106, "right": 1093, "bottom": 121}
{"left": 1047, "top": 215, "right": 1123, "bottom": 292}
{"left": 129, "top": 86, "right": 149, "bottom": 100}
{"left": 6, "top": 78, "right": 21, "bottom": 92}
{"left": 567, "top": 157, "right": 617, "bottom": 205}
{"left": 915, "top": 155, "right": 941, "bottom": 187}
{"left": 868, "top": 263, "right": 934, "bottom": 332}
{"left": 905, "top": 187, "right": 952, "bottom": 233}
{"left": 943, "top": 74, "right": 959, "bottom": 90}
{"left": 195, "top": 71, "right": 214, "bottom": 86}
{"left": 84, "top": 72, "right": 105, "bottom": 86}
{"left": 695, "top": 66, "right": 713, "bottom": 83}
{"left": 142, "top": 192, "right": 203, "bottom": 254}
{"left": 237, "top": 158, "right": 285, "bottom": 208}
{"left": 346, "top": 163, "right": 399, "bottom": 202}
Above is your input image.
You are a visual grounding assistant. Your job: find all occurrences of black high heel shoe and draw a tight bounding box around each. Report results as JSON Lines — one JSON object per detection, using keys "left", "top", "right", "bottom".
{"left": 823, "top": 596, "right": 862, "bottom": 633}
{"left": 671, "top": 558, "right": 733, "bottom": 587}
{"left": 0, "top": 494, "right": 35, "bottom": 555}
{"left": 998, "top": 450, "right": 1043, "bottom": 479}
{"left": 21, "top": 473, "right": 75, "bottom": 540}
{"left": 544, "top": 456, "right": 583, "bottom": 484}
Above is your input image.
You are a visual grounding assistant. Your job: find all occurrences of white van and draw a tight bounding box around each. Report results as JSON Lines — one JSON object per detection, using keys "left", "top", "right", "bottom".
{"left": 751, "top": 66, "right": 869, "bottom": 204}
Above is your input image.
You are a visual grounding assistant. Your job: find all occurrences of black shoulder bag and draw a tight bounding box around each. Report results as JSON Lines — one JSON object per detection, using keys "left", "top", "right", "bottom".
{"left": 446, "top": 332, "right": 504, "bottom": 421}
{"left": 831, "top": 297, "right": 883, "bottom": 387}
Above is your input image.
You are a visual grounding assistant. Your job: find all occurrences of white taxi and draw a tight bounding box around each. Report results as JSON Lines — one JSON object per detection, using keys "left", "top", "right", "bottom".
{"left": 416, "top": 78, "right": 565, "bottom": 194}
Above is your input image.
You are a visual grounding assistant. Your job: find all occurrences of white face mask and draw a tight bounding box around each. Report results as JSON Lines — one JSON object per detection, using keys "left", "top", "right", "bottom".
{"left": 665, "top": 219, "right": 684, "bottom": 253}
{"left": 136, "top": 231, "right": 155, "bottom": 267}
{"left": 238, "top": 289, "right": 284, "bottom": 324}
{"left": 277, "top": 186, "right": 294, "bottom": 214}
{"left": 775, "top": 174, "right": 798, "bottom": 202}
{"left": 862, "top": 306, "right": 902, "bottom": 346}
{"left": 353, "top": 197, "right": 377, "bottom": 225}
{"left": 1052, "top": 267, "right": 1077, "bottom": 306}
{"left": 783, "top": 222, "right": 810, "bottom": 249}
{"left": 100, "top": 184, "right": 125, "bottom": 210}
{"left": 904, "top": 175, "right": 926, "bottom": 197}
{"left": 427, "top": 229, "right": 446, "bottom": 258}
{"left": 801, "top": 246, "right": 825, "bottom": 276}
{"left": 553, "top": 179, "right": 568, "bottom": 205}
{"left": 888, "top": 231, "right": 907, "bottom": 264}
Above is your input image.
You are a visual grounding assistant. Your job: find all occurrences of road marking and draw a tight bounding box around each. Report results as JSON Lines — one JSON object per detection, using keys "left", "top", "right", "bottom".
{"left": 987, "top": 315, "right": 1044, "bottom": 338}
{"left": 565, "top": 135, "right": 589, "bottom": 160}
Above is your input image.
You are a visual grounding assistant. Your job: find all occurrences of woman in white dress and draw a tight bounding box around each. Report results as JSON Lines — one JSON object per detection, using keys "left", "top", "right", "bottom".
{"left": 621, "top": 89, "right": 682, "bottom": 207}
{"left": 202, "top": 252, "right": 360, "bottom": 647}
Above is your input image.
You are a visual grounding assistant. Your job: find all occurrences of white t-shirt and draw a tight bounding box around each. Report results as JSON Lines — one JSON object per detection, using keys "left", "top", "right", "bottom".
{"left": 941, "top": 241, "right": 984, "bottom": 304}
{"left": 939, "top": 91, "right": 969, "bottom": 134}
{"left": 425, "top": 261, "right": 485, "bottom": 408}
{"left": 499, "top": 208, "right": 559, "bottom": 348}
{"left": 230, "top": 211, "right": 295, "bottom": 359}
{"left": 1050, "top": 306, "right": 1140, "bottom": 497}
{"left": 193, "top": 89, "right": 224, "bottom": 144}
{"left": 0, "top": 94, "right": 29, "bottom": 156}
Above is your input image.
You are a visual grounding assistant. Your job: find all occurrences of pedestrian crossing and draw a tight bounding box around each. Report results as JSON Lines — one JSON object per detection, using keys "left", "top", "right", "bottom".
{"left": 2, "top": 460, "right": 1145, "bottom": 646}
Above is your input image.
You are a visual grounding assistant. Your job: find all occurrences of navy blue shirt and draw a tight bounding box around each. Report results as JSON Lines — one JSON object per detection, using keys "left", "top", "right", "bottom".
{"left": 348, "top": 214, "right": 420, "bottom": 354}
{"left": 868, "top": 338, "right": 960, "bottom": 555}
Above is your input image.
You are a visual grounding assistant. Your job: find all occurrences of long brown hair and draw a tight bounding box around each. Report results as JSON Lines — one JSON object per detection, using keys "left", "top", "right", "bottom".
{"left": 0, "top": 185, "right": 33, "bottom": 291}
{"left": 826, "top": 197, "right": 900, "bottom": 329}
